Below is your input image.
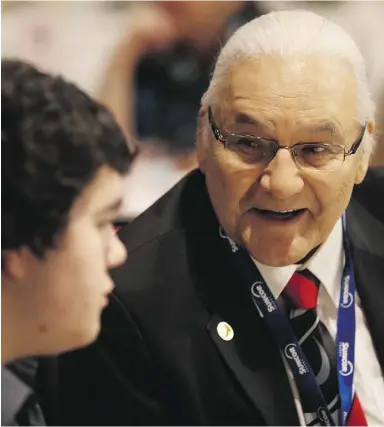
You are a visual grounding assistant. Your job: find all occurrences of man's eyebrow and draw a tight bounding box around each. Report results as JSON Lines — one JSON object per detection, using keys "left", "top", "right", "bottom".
{"left": 234, "top": 113, "right": 263, "bottom": 127}
{"left": 98, "top": 198, "right": 123, "bottom": 215}
{"left": 233, "top": 112, "right": 342, "bottom": 140}
{"left": 310, "top": 122, "right": 339, "bottom": 136}
{"left": 235, "top": 114, "right": 341, "bottom": 136}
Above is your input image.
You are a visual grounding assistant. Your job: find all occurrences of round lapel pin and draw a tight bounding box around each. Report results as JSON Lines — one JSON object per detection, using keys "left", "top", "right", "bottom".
{"left": 217, "top": 321, "right": 234, "bottom": 341}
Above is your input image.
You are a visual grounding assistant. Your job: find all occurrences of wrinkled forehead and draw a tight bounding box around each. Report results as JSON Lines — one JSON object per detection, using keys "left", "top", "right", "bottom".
{"left": 218, "top": 54, "right": 359, "bottom": 136}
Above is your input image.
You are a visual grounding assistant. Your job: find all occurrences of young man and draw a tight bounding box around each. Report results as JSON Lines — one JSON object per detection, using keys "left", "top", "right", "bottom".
{"left": 1, "top": 59, "right": 135, "bottom": 425}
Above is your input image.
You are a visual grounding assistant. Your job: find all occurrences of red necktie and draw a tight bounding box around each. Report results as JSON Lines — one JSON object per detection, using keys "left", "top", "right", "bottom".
{"left": 284, "top": 270, "right": 368, "bottom": 426}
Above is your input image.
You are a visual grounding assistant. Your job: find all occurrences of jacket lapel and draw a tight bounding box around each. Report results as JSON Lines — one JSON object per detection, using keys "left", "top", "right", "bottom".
{"left": 206, "top": 308, "right": 300, "bottom": 426}
{"left": 347, "top": 199, "right": 384, "bottom": 372}
{"left": 185, "top": 173, "right": 299, "bottom": 425}
{"left": 201, "top": 265, "right": 300, "bottom": 426}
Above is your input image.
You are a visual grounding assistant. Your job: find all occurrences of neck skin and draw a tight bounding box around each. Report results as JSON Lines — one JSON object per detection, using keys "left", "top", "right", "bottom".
{"left": 295, "top": 245, "right": 321, "bottom": 265}
{"left": 2, "top": 318, "right": 20, "bottom": 366}
{"left": 1, "top": 277, "right": 33, "bottom": 365}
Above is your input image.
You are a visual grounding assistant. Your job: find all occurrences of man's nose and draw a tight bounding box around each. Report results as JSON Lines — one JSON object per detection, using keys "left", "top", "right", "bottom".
{"left": 107, "top": 233, "right": 128, "bottom": 269}
{"left": 259, "top": 148, "right": 304, "bottom": 199}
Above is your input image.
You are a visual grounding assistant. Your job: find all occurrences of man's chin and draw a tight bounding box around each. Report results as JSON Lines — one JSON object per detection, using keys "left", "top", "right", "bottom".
{"left": 251, "top": 255, "right": 297, "bottom": 267}
{"left": 247, "top": 244, "right": 314, "bottom": 267}
{"left": 238, "top": 220, "right": 320, "bottom": 266}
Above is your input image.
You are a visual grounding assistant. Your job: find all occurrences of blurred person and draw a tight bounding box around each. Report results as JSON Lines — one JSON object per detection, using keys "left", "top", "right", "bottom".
{"left": 1, "top": 59, "right": 135, "bottom": 426}
{"left": 53, "top": 10, "right": 384, "bottom": 426}
{"left": 100, "top": 1, "right": 261, "bottom": 219}
{"left": 100, "top": 1, "right": 255, "bottom": 149}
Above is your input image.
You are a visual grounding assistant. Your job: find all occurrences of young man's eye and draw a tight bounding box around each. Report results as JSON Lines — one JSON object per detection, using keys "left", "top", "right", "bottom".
{"left": 98, "top": 221, "right": 112, "bottom": 230}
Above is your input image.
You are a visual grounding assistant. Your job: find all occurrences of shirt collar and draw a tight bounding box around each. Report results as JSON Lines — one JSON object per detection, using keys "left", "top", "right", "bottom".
{"left": 1, "top": 366, "right": 32, "bottom": 426}
{"left": 252, "top": 218, "right": 344, "bottom": 301}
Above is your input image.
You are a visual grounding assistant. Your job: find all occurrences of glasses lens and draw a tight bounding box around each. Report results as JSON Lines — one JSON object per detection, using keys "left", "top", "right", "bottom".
{"left": 294, "top": 144, "right": 345, "bottom": 171}
{"left": 226, "top": 134, "right": 275, "bottom": 164}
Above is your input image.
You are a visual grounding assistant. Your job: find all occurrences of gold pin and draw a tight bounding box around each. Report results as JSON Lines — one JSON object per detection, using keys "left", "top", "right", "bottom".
{"left": 217, "top": 321, "right": 234, "bottom": 341}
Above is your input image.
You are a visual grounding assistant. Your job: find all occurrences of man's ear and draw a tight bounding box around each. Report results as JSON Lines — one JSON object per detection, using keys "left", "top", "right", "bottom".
{"left": 355, "top": 119, "right": 375, "bottom": 184}
{"left": 2, "top": 249, "right": 27, "bottom": 281}
{"left": 196, "top": 107, "right": 208, "bottom": 174}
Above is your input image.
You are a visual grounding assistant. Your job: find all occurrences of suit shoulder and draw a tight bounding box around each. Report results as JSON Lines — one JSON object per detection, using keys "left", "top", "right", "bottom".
{"left": 362, "top": 166, "right": 384, "bottom": 186}
{"left": 353, "top": 166, "right": 384, "bottom": 223}
{"left": 117, "top": 169, "right": 204, "bottom": 252}
{"left": 111, "top": 169, "right": 208, "bottom": 300}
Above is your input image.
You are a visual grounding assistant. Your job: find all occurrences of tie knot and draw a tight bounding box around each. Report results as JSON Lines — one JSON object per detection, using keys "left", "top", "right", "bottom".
{"left": 283, "top": 269, "right": 320, "bottom": 309}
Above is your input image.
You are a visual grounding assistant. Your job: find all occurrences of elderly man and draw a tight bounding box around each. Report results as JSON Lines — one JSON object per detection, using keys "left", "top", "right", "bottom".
{"left": 53, "top": 10, "right": 384, "bottom": 426}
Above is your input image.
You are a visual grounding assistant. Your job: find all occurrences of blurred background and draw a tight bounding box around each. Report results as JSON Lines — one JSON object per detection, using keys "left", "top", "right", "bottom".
{"left": 2, "top": 1, "right": 384, "bottom": 220}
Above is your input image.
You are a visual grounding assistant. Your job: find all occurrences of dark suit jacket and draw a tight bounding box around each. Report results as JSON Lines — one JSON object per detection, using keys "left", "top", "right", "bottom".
{"left": 52, "top": 168, "right": 384, "bottom": 426}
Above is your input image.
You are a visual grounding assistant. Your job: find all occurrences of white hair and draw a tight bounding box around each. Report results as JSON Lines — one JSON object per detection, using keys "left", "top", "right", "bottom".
{"left": 202, "top": 9, "right": 376, "bottom": 156}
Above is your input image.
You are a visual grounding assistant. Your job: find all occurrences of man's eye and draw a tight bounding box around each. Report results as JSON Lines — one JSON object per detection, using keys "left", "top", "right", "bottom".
{"left": 303, "top": 145, "right": 327, "bottom": 155}
{"left": 237, "top": 137, "right": 260, "bottom": 148}
{"left": 98, "top": 221, "right": 112, "bottom": 230}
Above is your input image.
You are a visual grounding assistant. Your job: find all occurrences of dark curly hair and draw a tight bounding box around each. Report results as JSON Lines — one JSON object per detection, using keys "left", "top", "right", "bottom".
{"left": 2, "top": 60, "right": 135, "bottom": 257}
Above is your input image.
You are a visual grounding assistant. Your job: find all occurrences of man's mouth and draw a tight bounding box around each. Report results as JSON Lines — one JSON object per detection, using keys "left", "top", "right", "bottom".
{"left": 252, "top": 208, "right": 307, "bottom": 221}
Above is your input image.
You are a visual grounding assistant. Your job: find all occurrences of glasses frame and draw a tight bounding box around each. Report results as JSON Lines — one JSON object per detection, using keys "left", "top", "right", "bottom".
{"left": 207, "top": 107, "right": 366, "bottom": 170}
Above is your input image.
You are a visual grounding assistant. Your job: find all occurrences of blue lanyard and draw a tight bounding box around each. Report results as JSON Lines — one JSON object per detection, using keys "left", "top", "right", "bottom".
{"left": 218, "top": 214, "right": 356, "bottom": 426}
{"left": 337, "top": 214, "right": 356, "bottom": 425}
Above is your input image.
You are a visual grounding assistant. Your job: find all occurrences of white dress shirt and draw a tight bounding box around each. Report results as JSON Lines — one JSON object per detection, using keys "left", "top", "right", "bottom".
{"left": 253, "top": 219, "right": 384, "bottom": 426}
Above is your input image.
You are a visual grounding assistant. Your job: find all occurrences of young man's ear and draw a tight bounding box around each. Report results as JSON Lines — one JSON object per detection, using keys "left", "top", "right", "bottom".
{"left": 2, "top": 249, "right": 27, "bottom": 281}
{"left": 196, "top": 107, "right": 207, "bottom": 174}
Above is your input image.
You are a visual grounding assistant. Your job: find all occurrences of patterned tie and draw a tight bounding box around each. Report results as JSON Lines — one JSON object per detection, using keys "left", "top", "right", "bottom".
{"left": 16, "top": 394, "right": 46, "bottom": 426}
{"left": 283, "top": 270, "right": 368, "bottom": 426}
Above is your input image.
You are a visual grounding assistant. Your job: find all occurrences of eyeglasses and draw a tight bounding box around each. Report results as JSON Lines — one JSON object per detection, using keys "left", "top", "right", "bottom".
{"left": 208, "top": 107, "right": 366, "bottom": 172}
